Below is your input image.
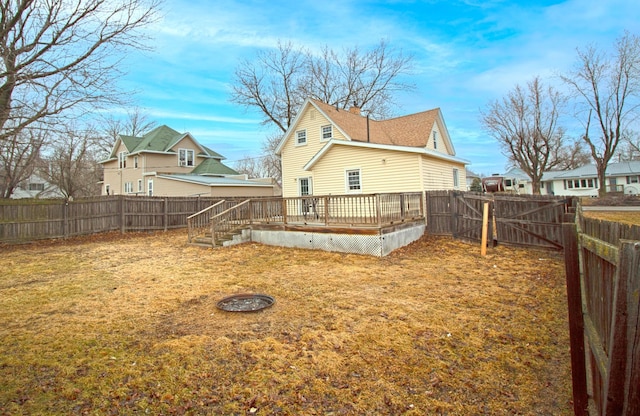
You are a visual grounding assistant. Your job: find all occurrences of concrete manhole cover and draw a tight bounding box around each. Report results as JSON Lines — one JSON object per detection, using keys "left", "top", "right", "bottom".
{"left": 216, "top": 293, "right": 275, "bottom": 312}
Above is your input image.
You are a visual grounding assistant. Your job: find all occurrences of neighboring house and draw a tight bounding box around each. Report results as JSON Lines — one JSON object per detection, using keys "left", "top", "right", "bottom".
{"left": 466, "top": 169, "right": 481, "bottom": 191}
{"left": 540, "top": 161, "right": 640, "bottom": 197}
{"left": 275, "top": 98, "right": 468, "bottom": 198}
{"left": 100, "top": 125, "right": 275, "bottom": 197}
{"left": 11, "top": 174, "right": 65, "bottom": 199}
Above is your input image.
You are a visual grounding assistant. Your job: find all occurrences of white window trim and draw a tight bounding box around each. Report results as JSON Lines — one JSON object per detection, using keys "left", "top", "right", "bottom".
{"left": 147, "top": 179, "right": 154, "bottom": 196}
{"left": 345, "top": 168, "right": 362, "bottom": 193}
{"left": 137, "top": 179, "right": 143, "bottom": 193}
{"left": 105, "top": 184, "right": 110, "bottom": 195}
{"left": 453, "top": 168, "right": 459, "bottom": 189}
{"left": 321, "top": 125, "right": 332, "bottom": 142}
{"left": 298, "top": 176, "right": 312, "bottom": 196}
{"left": 295, "top": 129, "right": 307, "bottom": 146}
{"left": 124, "top": 182, "right": 134, "bottom": 194}
{"left": 433, "top": 131, "right": 438, "bottom": 149}
{"left": 178, "top": 148, "right": 195, "bottom": 167}
{"left": 134, "top": 156, "right": 139, "bottom": 169}
{"left": 118, "top": 151, "right": 127, "bottom": 169}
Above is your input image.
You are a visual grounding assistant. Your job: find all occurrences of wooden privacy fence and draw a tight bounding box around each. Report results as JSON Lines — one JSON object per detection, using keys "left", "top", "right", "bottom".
{"left": 0, "top": 196, "right": 221, "bottom": 243}
{"left": 563, "top": 214, "right": 640, "bottom": 416}
{"left": 426, "top": 191, "right": 576, "bottom": 249}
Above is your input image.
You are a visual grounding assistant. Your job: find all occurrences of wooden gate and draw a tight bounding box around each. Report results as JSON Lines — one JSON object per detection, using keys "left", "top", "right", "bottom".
{"left": 451, "top": 191, "right": 493, "bottom": 243}
{"left": 494, "top": 194, "right": 575, "bottom": 249}
{"left": 425, "top": 192, "right": 576, "bottom": 249}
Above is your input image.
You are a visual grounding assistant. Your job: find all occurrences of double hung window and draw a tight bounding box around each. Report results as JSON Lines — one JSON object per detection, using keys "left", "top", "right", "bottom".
{"left": 178, "top": 149, "right": 195, "bottom": 167}
{"left": 321, "top": 125, "right": 332, "bottom": 141}
{"left": 346, "top": 169, "right": 361, "bottom": 192}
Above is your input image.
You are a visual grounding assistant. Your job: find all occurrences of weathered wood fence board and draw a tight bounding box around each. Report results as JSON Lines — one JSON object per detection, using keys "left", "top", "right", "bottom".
{"left": 451, "top": 191, "right": 493, "bottom": 243}
{"left": 426, "top": 191, "right": 574, "bottom": 249}
{"left": 425, "top": 190, "right": 454, "bottom": 235}
{"left": 564, "top": 215, "right": 640, "bottom": 416}
{"left": 495, "top": 194, "right": 573, "bottom": 249}
{"left": 0, "top": 196, "right": 221, "bottom": 243}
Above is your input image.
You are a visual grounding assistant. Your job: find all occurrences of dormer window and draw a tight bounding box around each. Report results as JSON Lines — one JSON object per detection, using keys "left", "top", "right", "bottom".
{"left": 433, "top": 131, "right": 438, "bottom": 149}
{"left": 321, "top": 125, "right": 332, "bottom": 141}
{"left": 178, "top": 149, "right": 195, "bottom": 167}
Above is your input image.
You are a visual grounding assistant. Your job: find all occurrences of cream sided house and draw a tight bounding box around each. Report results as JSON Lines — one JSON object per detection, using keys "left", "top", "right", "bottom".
{"left": 540, "top": 161, "right": 640, "bottom": 197}
{"left": 275, "top": 98, "right": 468, "bottom": 198}
{"left": 100, "top": 125, "right": 275, "bottom": 197}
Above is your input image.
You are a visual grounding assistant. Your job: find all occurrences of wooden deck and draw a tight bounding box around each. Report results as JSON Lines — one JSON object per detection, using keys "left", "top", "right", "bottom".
{"left": 187, "top": 193, "right": 425, "bottom": 248}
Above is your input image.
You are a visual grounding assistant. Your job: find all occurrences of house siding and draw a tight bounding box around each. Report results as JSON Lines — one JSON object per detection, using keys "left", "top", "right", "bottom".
{"left": 281, "top": 106, "right": 348, "bottom": 197}
{"left": 311, "top": 146, "right": 422, "bottom": 194}
{"left": 420, "top": 157, "right": 467, "bottom": 191}
{"left": 152, "top": 178, "right": 274, "bottom": 197}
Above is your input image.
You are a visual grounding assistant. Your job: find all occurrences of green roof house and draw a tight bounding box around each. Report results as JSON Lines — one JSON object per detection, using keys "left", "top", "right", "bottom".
{"left": 99, "top": 125, "right": 275, "bottom": 197}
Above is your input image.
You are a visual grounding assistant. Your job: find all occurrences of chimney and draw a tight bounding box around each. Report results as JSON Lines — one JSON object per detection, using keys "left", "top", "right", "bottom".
{"left": 349, "top": 101, "right": 361, "bottom": 115}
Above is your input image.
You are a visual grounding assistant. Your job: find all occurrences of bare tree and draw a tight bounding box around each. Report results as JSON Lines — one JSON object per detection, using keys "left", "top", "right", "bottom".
{"left": 42, "top": 126, "right": 103, "bottom": 199}
{"left": 481, "top": 77, "right": 568, "bottom": 194}
{"left": 301, "top": 41, "right": 413, "bottom": 119}
{"left": 231, "top": 40, "right": 413, "bottom": 133}
{"left": 231, "top": 41, "right": 307, "bottom": 133}
{"left": 556, "top": 139, "right": 592, "bottom": 170}
{"left": 0, "top": 0, "right": 160, "bottom": 147}
{"left": 561, "top": 31, "right": 640, "bottom": 197}
{"left": 0, "top": 125, "right": 46, "bottom": 198}
{"left": 231, "top": 39, "right": 413, "bottom": 179}
{"left": 233, "top": 132, "right": 283, "bottom": 183}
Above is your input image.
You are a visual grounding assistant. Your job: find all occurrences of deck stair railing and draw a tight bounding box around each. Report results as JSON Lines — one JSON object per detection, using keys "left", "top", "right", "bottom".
{"left": 187, "top": 200, "right": 234, "bottom": 244}
{"left": 210, "top": 199, "right": 252, "bottom": 247}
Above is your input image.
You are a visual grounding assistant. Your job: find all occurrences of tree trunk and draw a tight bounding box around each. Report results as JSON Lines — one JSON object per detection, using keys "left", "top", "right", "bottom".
{"left": 596, "top": 159, "right": 608, "bottom": 197}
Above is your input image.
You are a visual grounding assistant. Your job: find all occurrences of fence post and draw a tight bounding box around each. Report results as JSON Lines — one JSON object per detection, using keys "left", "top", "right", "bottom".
{"left": 163, "top": 197, "right": 168, "bottom": 232}
{"left": 120, "top": 196, "right": 126, "bottom": 234}
{"left": 63, "top": 200, "right": 69, "bottom": 238}
{"left": 376, "top": 194, "right": 382, "bottom": 228}
{"left": 449, "top": 191, "right": 457, "bottom": 237}
{"left": 562, "top": 222, "right": 589, "bottom": 416}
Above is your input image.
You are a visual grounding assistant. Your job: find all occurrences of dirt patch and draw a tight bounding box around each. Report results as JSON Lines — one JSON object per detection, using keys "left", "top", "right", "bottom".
{"left": 0, "top": 229, "right": 572, "bottom": 415}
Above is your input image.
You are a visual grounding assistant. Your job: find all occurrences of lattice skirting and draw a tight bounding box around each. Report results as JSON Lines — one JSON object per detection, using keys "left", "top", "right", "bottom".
{"left": 250, "top": 224, "right": 425, "bottom": 257}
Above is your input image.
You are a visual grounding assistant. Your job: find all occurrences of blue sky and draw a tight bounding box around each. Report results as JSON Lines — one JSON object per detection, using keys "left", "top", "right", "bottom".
{"left": 115, "top": 0, "right": 640, "bottom": 176}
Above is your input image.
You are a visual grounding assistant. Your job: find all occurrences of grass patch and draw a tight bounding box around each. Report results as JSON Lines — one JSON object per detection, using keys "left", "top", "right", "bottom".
{"left": 583, "top": 210, "right": 640, "bottom": 225}
{"left": 0, "top": 231, "right": 572, "bottom": 414}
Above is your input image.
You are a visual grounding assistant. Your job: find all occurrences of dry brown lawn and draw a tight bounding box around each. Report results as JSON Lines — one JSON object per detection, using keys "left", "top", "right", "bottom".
{"left": 582, "top": 210, "right": 640, "bottom": 225}
{"left": 0, "top": 230, "right": 572, "bottom": 415}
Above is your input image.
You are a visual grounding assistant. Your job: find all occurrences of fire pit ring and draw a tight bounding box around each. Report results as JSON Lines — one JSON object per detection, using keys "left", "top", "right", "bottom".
{"left": 216, "top": 293, "right": 275, "bottom": 312}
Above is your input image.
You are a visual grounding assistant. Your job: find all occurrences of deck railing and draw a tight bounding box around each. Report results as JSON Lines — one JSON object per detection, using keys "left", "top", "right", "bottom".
{"left": 188, "top": 192, "right": 426, "bottom": 246}
{"left": 244, "top": 192, "right": 425, "bottom": 227}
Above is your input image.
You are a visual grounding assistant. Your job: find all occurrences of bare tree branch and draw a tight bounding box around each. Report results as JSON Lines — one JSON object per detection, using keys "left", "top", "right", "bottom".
{"left": 0, "top": 0, "right": 160, "bottom": 147}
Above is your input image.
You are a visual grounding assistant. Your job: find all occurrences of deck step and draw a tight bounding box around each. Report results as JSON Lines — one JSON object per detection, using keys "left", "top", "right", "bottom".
{"left": 188, "top": 227, "right": 249, "bottom": 248}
